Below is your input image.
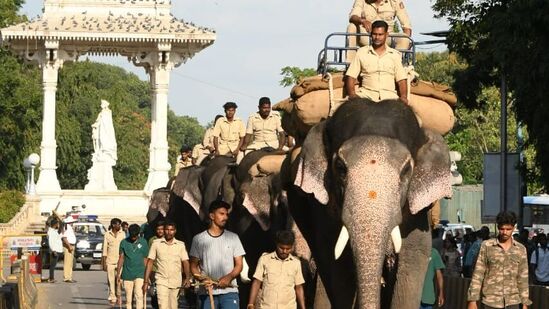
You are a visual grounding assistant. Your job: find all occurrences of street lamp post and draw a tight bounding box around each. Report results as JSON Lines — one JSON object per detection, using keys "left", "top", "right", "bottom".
{"left": 23, "top": 158, "right": 31, "bottom": 194}
{"left": 27, "top": 153, "right": 40, "bottom": 195}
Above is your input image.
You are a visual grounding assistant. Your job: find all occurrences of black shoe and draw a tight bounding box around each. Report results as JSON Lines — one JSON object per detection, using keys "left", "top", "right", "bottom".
{"left": 64, "top": 279, "right": 77, "bottom": 283}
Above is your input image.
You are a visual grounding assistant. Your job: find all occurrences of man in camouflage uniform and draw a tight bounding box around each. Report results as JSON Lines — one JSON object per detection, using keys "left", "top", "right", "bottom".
{"left": 467, "top": 211, "right": 532, "bottom": 309}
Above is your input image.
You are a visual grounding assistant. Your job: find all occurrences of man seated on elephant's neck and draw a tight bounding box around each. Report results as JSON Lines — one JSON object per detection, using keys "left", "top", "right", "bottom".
{"left": 213, "top": 102, "right": 246, "bottom": 162}
{"left": 240, "top": 97, "right": 286, "bottom": 155}
{"left": 345, "top": 20, "right": 408, "bottom": 105}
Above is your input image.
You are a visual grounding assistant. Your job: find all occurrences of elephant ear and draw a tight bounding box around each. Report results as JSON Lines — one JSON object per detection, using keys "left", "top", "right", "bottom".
{"left": 408, "top": 129, "right": 453, "bottom": 214}
{"left": 172, "top": 166, "right": 204, "bottom": 218}
{"left": 294, "top": 121, "right": 329, "bottom": 205}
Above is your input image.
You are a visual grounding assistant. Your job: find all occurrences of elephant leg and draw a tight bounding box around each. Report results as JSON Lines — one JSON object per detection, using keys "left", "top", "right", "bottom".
{"left": 390, "top": 207, "right": 431, "bottom": 309}
{"left": 288, "top": 189, "right": 356, "bottom": 309}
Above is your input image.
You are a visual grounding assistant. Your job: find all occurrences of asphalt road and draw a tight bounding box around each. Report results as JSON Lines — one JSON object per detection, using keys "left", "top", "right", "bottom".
{"left": 36, "top": 264, "right": 195, "bottom": 309}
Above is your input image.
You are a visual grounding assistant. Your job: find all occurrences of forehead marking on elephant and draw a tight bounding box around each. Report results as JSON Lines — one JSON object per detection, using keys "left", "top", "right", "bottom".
{"left": 370, "top": 160, "right": 376, "bottom": 164}
{"left": 367, "top": 191, "right": 377, "bottom": 199}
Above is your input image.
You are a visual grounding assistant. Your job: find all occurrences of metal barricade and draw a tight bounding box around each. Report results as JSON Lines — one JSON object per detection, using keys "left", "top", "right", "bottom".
{"left": 17, "top": 256, "right": 37, "bottom": 309}
{"left": 316, "top": 32, "right": 415, "bottom": 75}
{"left": 442, "top": 276, "right": 549, "bottom": 309}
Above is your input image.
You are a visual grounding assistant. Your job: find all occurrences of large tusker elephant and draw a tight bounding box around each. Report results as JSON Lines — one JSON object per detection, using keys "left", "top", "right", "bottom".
{"left": 286, "top": 99, "right": 452, "bottom": 308}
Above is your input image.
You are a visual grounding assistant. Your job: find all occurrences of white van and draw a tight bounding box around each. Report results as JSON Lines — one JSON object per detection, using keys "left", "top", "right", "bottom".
{"left": 442, "top": 223, "right": 475, "bottom": 240}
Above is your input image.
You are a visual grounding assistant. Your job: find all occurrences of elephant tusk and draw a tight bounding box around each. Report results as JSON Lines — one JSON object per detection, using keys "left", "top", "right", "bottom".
{"left": 240, "top": 257, "right": 251, "bottom": 283}
{"left": 334, "top": 226, "right": 349, "bottom": 260}
{"left": 391, "top": 226, "right": 402, "bottom": 254}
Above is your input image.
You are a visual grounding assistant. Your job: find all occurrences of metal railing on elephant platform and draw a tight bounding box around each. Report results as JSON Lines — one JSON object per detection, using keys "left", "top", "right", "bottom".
{"left": 442, "top": 276, "right": 548, "bottom": 309}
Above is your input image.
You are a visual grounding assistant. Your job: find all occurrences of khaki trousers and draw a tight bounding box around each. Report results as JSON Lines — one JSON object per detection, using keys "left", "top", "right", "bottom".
{"left": 156, "top": 285, "right": 180, "bottom": 309}
{"left": 63, "top": 245, "right": 74, "bottom": 281}
{"left": 107, "top": 264, "right": 118, "bottom": 301}
{"left": 123, "top": 278, "right": 145, "bottom": 309}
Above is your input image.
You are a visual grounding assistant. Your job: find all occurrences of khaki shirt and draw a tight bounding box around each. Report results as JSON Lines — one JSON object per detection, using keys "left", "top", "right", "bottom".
{"left": 102, "top": 230, "right": 126, "bottom": 265}
{"left": 202, "top": 127, "right": 215, "bottom": 149}
{"left": 212, "top": 117, "right": 246, "bottom": 155}
{"left": 245, "top": 112, "right": 284, "bottom": 150}
{"left": 148, "top": 238, "right": 189, "bottom": 289}
{"left": 174, "top": 157, "right": 193, "bottom": 176}
{"left": 345, "top": 45, "right": 406, "bottom": 101}
{"left": 253, "top": 252, "right": 305, "bottom": 309}
{"left": 349, "top": 0, "right": 412, "bottom": 31}
{"left": 467, "top": 239, "right": 532, "bottom": 307}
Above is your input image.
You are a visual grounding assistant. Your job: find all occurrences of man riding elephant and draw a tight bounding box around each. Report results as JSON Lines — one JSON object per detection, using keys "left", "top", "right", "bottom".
{"left": 241, "top": 97, "right": 286, "bottom": 154}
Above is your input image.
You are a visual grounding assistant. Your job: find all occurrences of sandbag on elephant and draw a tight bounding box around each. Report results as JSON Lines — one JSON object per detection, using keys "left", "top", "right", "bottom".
{"left": 290, "top": 73, "right": 345, "bottom": 100}
{"left": 274, "top": 77, "right": 457, "bottom": 142}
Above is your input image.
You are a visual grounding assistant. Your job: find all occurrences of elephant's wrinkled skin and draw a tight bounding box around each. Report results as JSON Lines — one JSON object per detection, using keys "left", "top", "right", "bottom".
{"left": 286, "top": 99, "right": 452, "bottom": 309}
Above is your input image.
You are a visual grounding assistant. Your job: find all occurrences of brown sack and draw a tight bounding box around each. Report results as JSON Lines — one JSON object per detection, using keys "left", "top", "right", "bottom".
{"left": 291, "top": 73, "right": 345, "bottom": 100}
{"left": 295, "top": 87, "right": 344, "bottom": 126}
{"left": 409, "top": 93, "right": 455, "bottom": 135}
{"left": 273, "top": 97, "right": 294, "bottom": 114}
{"left": 411, "top": 80, "right": 457, "bottom": 107}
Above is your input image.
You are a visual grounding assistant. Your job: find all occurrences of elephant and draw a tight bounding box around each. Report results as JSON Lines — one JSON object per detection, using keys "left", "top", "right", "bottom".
{"left": 284, "top": 98, "right": 452, "bottom": 308}
{"left": 147, "top": 150, "right": 318, "bottom": 308}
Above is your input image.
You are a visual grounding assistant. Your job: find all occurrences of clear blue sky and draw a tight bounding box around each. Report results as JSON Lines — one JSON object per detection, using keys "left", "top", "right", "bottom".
{"left": 20, "top": 0, "right": 448, "bottom": 125}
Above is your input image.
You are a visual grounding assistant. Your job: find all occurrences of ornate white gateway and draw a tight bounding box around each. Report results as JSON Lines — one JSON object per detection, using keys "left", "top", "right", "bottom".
{"left": 0, "top": 0, "right": 215, "bottom": 215}
{"left": 1, "top": 0, "right": 215, "bottom": 193}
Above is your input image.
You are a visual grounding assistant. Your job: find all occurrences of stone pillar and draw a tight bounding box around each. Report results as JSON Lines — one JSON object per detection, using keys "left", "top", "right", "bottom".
{"left": 143, "top": 49, "right": 173, "bottom": 193}
{"left": 36, "top": 48, "right": 62, "bottom": 193}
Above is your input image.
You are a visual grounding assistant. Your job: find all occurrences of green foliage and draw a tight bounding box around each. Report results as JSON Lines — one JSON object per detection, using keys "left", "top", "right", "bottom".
{"left": 0, "top": 0, "right": 25, "bottom": 28}
{"left": 279, "top": 66, "right": 317, "bottom": 87}
{"left": 0, "top": 190, "right": 25, "bottom": 223}
{"left": 432, "top": 0, "right": 549, "bottom": 191}
{"left": 0, "top": 50, "right": 43, "bottom": 190}
{"left": 167, "top": 111, "right": 204, "bottom": 171}
{"left": 415, "top": 52, "right": 518, "bottom": 185}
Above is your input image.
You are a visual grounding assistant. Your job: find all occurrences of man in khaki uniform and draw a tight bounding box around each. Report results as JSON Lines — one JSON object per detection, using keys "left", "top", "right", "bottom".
{"left": 143, "top": 221, "right": 191, "bottom": 309}
{"left": 102, "top": 218, "right": 126, "bottom": 304}
{"left": 174, "top": 145, "right": 193, "bottom": 177}
{"left": 62, "top": 216, "right": 77, "bottom": 283}
{"left": 213, "top": 102, "right": 246, "bottom": 159}
{"left": 247, "top": 230, "right": 306, "bottom": 309}
{"left": 241, "top": 97, "right": 285, "bottom": 154}
{"left": 192, "top": 115, "right": 223, "bottom": 165}
{"left": 347, "top": 0, "right": 412, "bottom": 61}
{"left": 345, "top": 20, "right": 408, "bottom": 104}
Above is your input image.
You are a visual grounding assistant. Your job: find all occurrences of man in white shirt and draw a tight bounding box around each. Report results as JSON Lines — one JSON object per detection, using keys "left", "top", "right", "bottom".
{"left": 62, "top": 216, "right": 78, "bottom": 283}
{"left": 46, "top": 219, "right": 63, "bottom": 283}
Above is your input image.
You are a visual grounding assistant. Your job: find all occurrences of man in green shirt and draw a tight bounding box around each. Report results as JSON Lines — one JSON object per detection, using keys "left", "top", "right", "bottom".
{"left": 117, "top": 224, "right": 149, "bottom": 309}
{"left": 420, "top": 248, "right": 445, "bottom": 309}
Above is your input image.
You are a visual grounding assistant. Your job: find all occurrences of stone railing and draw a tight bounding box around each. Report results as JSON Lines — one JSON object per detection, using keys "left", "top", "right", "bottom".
{"left": 0, "top": 196, "right": 41, "bottom": 237}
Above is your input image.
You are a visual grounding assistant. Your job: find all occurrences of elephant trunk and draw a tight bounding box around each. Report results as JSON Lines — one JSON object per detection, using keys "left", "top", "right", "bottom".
{"left": 341, "top": 163, "right": 403, "bottom": 308}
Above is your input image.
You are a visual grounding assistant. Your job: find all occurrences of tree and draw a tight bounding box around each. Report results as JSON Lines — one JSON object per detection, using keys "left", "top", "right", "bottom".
{"left": 279, "top": 66, "right": 317, "bottom": 87}
{"left": 432, "top": 0, "right": 549, "bottom": 192}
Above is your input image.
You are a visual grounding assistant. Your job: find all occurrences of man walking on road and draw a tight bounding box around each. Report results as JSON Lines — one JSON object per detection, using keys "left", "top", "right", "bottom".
{"left": 46, "top": 219, "right": 63, "bottom": 283}
{"left": 148, "top": 221, "right": 165, "bottom": 309}
{"left": 61, "top": 216, "right": 77, "bottom": 283}
{"left": 103, "top": 218, "right": 125, "bottom": 304}
{"left": 144, "top": 221, "right": 191, "bottom": 309}
{"left": 190, "top": 200, "right": 245, "bottom": 309}
{"left": 117, "top": 224, "right": 149, "bottom": 309}
{"left": 247, "top": 230, "right": 306, "bottom": 309}
{"left": 467, "top": 211, "right": 532, "bottom": 309}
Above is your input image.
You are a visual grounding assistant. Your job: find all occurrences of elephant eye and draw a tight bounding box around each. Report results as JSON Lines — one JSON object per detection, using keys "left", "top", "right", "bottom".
{"left": 334, "top": 157, "right": 348, "bottom": 179}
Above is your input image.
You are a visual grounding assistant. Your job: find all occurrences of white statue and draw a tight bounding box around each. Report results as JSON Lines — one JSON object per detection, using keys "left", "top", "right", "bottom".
{"left": 85, "top": 100, "right": 118, "bottom": 191}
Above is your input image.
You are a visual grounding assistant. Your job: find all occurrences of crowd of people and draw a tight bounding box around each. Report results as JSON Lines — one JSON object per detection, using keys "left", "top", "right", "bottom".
{"left": 421, "top": 211, "right": 548, "bottom": 309}
{"left": 96, "top": 200, "right": 305, "bottom": 309}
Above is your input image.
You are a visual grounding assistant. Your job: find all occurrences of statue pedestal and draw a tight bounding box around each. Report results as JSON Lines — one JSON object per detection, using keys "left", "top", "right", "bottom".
{"left": 38, "top": 190, "right": 149, "bottom": 221}
{"left": 85, "top": 160, "right": 117, "bottom": 191}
